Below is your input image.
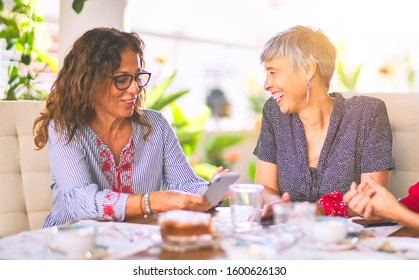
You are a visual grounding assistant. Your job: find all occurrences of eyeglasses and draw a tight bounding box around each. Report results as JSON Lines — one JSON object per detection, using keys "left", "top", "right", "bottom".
{"left": 110, "top": 70, "right": 151, "bottom": 90}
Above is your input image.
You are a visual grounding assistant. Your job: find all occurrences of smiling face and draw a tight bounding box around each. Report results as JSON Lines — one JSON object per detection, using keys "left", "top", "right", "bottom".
{"left": 263, "top": 55, "right": 307, "bottom": 114}
{"left": 93, "top": 48, "right": 143, "bottom": 123}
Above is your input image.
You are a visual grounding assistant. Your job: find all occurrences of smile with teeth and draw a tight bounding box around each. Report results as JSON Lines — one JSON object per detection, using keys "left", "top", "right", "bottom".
{"left": 272, "top": 92, "right": 284, "bottom": 103}
{"left": 122, "top": 98, "right": 136, "bottom": 105}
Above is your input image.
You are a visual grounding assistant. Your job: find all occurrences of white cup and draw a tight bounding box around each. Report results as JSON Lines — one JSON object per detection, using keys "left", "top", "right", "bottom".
{"left": 229, "top": 183, "right": 264, "bottom": 233}
{"left": 312, "top": 217, "right": 348, "bottom": 244}
{"left": 52, "top": 224, "right": 97, "bottom": 256}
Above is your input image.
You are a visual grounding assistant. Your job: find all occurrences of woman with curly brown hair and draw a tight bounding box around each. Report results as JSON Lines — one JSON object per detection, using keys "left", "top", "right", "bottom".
{"left": 34, "top": 27, "right": 219, "bottom": 227}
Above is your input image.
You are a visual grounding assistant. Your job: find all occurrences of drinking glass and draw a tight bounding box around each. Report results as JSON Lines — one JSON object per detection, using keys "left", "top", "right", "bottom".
{"left": 229, "top": 183, "right": 264, "bottom": 233}
{"left": 273, "top": 202, "right": 316, "bottom": 240}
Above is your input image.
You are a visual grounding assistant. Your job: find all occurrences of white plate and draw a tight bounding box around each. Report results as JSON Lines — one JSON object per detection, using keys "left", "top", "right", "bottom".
{"left": 357, "top": 237, "right": 419, "bottom": 259}
{"left": 304, "top": 239, "right": 356, "bottom": 251}
{"left": 49, "top": 243, "right": 110, "bottom": 259}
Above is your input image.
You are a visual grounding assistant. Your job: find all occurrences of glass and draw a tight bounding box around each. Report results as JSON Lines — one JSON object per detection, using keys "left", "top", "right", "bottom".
{"left": 273, "top": 202, "right": 316, "bottom": 240}
{"left": 229, "top": 183, "right": 264, "bottom": 233}
{"left": 110, "top": 70, "right": 151, "bottom": 90}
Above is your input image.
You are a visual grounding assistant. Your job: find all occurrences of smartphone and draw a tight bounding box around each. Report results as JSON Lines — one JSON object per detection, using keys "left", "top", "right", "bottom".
{"left": 204, "top": 172, "right": 240, "bottom": 207}
{"left": 352, "top": 218, "right": 398, "bottom": 227}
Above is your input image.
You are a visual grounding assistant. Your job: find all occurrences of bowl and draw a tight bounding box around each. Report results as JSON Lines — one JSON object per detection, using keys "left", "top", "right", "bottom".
{"left": 312, "top": 217, "right": 348, "bottom": 244}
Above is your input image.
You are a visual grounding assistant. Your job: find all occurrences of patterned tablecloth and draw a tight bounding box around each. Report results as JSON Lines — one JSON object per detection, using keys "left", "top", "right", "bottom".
{"left": 0, "top": 220, "right": 161, "bottom": 260}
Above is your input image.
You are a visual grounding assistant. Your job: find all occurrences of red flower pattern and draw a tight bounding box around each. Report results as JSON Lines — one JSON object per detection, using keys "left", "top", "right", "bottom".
{"left": 96, "top": 136, "right": 135, "bottom": 219}
{"left": 318, "top": 190, "right": 349, "bottom": 217}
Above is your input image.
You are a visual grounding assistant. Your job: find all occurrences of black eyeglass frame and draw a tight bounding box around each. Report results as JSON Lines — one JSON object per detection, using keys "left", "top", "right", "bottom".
{"left": 110, "top": 70, "right": 152, "bottom": 90}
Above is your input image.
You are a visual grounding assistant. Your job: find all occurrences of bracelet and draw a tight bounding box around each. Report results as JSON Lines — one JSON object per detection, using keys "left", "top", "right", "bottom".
{"left": 143, "top": 193, "right": 152, "bottom": 218}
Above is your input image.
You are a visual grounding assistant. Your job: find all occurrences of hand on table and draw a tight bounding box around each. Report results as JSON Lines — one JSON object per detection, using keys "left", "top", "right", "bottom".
{"left": 150, "top": 191, "right": 212, "bottom": 213}
{"left": 260, "top": 192, "right": 291, "bottom": 218}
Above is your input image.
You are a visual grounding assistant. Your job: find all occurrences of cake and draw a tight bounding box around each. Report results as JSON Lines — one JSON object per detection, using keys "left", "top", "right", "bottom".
{"left": 158, "top": 210, "right": 214, "bottom": 251}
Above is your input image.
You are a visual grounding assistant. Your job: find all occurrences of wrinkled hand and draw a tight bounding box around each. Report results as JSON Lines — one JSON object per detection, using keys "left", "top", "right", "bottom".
{"left": 260, "top": 192, "right": 291, "bottom": 218}
{"left": 151, "top": 191, "right": 212, "bottom": 213}
{"left": 343, "top": 181, "right": 375, "bottom": 218}
{"left": 343, "top": 179, "right": 398, "bottom": 220}
{"left": 361, "top": 177, "right": 401, "bottom": 219}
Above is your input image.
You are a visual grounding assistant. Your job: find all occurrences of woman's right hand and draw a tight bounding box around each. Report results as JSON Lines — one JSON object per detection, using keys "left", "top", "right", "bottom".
{"left": 149, "top": 191, "right": 212, "bottom": 213}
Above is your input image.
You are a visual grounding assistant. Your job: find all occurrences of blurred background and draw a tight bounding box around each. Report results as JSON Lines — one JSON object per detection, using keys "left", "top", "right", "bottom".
{"left": 1, "top": 0, "right": 418, "bottom": 181}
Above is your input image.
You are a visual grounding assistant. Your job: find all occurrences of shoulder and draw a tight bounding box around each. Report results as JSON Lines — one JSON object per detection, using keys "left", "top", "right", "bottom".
{"left": 333, "top": 93, "right": 387, "bottom": 121}
{"left": 135, "top": 109, "right": 172, "bottom": 134}
{"left": 139, "top": 109, "right": 170, "bottom": 127}
{"left": 337, "top": 92, "right": 386, "bottom": 111}
{"left": 262, "top": 97, "right": 286, "bottom": 119}
{"left": 141, "top": 109, "right": 164, "bottom": 122}
{"left": 262, "top": 97, "right": 278, "bottom": 112}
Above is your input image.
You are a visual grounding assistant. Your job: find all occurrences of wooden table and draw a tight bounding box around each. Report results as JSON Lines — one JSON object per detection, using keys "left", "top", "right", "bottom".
{"left": 126, "top": 214, "right": 419, "bottom": 260}
{"left": 390, "top": 226, "right": 419, "bottom": 238}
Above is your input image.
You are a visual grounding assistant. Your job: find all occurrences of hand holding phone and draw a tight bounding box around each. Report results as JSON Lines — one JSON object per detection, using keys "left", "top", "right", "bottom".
{"left": 203, "top": 172, "right": 240, "bottom": 207}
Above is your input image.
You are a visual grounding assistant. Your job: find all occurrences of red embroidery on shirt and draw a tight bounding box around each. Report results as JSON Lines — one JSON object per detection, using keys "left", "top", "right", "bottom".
{"left": 96, "top": 136, "right": 135, "bottom": 220}
{"left": 101, "top": 192, "right": 121, "bottom": 220}
{"left": 96, "top": 137, "right": 135, "bottom": 194}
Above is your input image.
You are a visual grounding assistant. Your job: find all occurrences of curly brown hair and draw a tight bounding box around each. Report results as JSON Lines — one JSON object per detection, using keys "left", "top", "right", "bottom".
{"left": 33, "top": 27, "right": 152, "bottom": 149}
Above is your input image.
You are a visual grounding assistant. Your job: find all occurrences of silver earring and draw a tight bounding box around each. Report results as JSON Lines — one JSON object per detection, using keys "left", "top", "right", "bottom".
{"left": 306, "top": 78, "right": 311, "bottom": 103}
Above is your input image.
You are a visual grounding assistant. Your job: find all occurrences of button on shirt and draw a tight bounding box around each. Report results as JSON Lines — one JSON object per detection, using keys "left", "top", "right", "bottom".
{"left": 43, "top": 110, "right": 208, "bottom": 227}
{"left": 253, "top": 92, "right": 395, "bottom": 202}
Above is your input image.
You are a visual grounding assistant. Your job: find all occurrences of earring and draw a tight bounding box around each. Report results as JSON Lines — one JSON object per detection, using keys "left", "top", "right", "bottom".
{"left": 306, "top": 78, "right": 311, "bottom": 103}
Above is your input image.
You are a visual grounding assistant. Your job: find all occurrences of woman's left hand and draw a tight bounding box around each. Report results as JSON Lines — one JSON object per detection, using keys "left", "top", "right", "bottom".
{"left": 210, "top": 166, "right": 231, "bottom": 201}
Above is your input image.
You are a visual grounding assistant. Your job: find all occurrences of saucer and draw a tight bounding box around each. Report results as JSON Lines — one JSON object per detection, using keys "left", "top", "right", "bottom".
{"left": 305, "top": 239, "right": 356, "bottom": 251}
{"left": 49, "top": 243, "right": 110, "bottom": 259}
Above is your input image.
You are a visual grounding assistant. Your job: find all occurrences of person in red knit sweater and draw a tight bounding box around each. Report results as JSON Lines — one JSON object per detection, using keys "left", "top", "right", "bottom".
{"left": 344, "top": 177, "right": 419, "bottom": 230}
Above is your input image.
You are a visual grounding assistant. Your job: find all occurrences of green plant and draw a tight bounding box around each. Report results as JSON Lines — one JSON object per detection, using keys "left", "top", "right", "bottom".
{"left": 146, "top": 71, "right": 189, "bottom": 111}
{"left": 247, "top": 161, "right": 256, "bottom": 182}
{"left": 0, "top": 0, "right": 58, "bottom": 100}
{"left": 247, "top": 77, "right": 266, "bottom": 115}
{"left": 203, "top": 134, "right": 244, "bottom": 168}
{"left": 334, "top": 42, "right": 363, "bottom": 92}
{"left": 335, "top": 59, "right": 363, "bottom": 92}
{"left": 146, "top": 71, "right": 246, "bottom": 180}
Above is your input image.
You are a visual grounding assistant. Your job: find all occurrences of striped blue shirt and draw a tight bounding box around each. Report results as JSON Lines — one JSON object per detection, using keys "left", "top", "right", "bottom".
{"left": 43, "top": 110, "right": 208, "bottom": 227}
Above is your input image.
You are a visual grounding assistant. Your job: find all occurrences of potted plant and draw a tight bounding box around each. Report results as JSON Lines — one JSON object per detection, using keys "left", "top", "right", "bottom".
{"left": 0, "top": 0, "right": 86, "bottom": 100}
{"left": 0, "top": 0, "right": 58, "bottom": 100}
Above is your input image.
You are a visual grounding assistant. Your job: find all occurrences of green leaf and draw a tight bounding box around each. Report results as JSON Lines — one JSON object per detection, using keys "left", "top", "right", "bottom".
{"left": 192, "top": 162, "right": 217, "bottom": 181}
{"left": 72, "top": 0, "right": 86, "bottom": 14}
{"left": 203, "top": 134, "right": 244, "bottom": 159}
{"left": 21, "top": 53, "right": 31, "bottom": 65}
{"left": 170, "top": 102, "right": 188, "bottom": 126}
{"left": 146, "top": 71, "right": 177, "bottom": 108}
{"left": 247, "top": 161, "right": 256, "bottom": 182}
{"left": 150, "top": 90, "right": 189, "bottom": 111}
{"left": 175, "top": 126, "right": 204, "bottom": 144}
{"left": 35, "top": 49, "right": 59, "bottom": 72}
{"left": 408, "top": 70, "right": 415, "bottom": 87}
